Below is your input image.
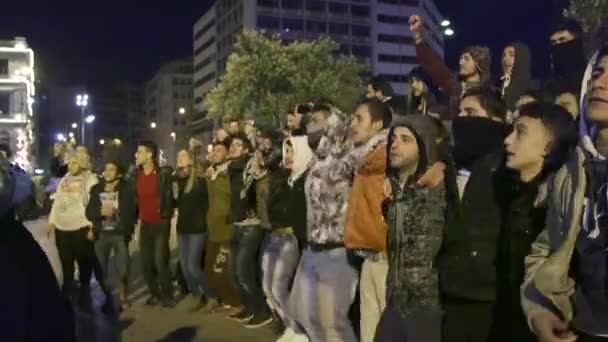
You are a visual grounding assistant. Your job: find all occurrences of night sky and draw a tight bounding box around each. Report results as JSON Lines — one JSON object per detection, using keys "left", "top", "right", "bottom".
{"left": 0, "top": 0, "right": 569, "bottom": 87}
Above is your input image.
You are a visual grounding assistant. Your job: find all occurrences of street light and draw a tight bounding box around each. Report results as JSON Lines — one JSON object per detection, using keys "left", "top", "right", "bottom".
{"left": 56, "top": 133, "right": 66, "bottom": 142}
{"left": 76, "top": 93, "right": 89, "bottom": 143}
{"left": 170, "top": 132, "right": 176, "bottom": 141}
{"left": 179, "top": 107, "right": 186, "bottom": 115}
{"left": 444, "top": 28, "right": 455, "bottom": 36}
{"left": 150, "top": 122, "right": 157, "bottom": 128}
{"left": 68, "top": 132, "right": 74, "bottom": 138}
{"left": 71, "top": 122, "right": 78, "bottom": 129}
{"left": 441, "top": 19, "right": 451, "bottom": 27}
{"left": 85, "top": 115, "right": 95, "bottom": 124}
{"left": 99, "top": 139, "right": 105, "bottom": 145}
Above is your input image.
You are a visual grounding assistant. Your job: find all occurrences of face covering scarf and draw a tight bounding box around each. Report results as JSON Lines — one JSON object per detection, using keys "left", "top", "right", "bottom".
{"left": 452, "top": 116, "right": 508, "bottom": 168}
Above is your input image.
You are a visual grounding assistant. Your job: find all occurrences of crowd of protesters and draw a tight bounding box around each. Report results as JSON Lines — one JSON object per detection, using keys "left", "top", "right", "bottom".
{"left": 1, "top": 13, "right": 608, "bottom": 342}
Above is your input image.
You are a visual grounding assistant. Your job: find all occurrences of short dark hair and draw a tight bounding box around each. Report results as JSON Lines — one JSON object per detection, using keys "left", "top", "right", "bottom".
{"left": 462, "top": 86, "right": 507, "bottom": 121}
{"left": 369, "top": 76, "right": 394, "bottom": 98}
{"left": 230, "top": 133, "right": 252, "bottom": 152}
{"left": 518, "top": 102, "right": 578, "bottom": 178}
{"left": 361, "top": 98, "right": 393, "bottom": 129}
{"left": 553, "top": 19, "right": 583, "bottom": 38}
{"left": 138, "top": 140, "right": 158, "bottom": 160}
{"left": 105, "top": 160, "right": 125, "bottom": 175}
{"left": 311, "top": 97, "right": 332, "bottom": 114}
{"left": 521, "top": 88, "right": 552, "bottom": 103}
{"left": 212, "top": 139, "right": 231, "bottom": 150}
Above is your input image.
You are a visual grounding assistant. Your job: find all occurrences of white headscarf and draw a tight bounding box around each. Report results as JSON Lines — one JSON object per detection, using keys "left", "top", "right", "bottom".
{"left": 283, "top": 136, "right": 314, "bottom": 187}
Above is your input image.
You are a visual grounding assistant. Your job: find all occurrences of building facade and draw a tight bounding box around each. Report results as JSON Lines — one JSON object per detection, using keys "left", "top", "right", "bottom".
{"left": 143, "top": 59, "right": 193, "bottom": 165}
{"left": 192, "top": 0, "right": 444, "bottom": 121}
{"left": 0, "top": 37, "right": 36, "bottom": 170}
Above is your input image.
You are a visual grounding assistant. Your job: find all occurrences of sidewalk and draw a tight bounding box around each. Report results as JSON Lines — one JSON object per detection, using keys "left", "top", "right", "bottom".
{"left": 25, "top": 217, "right": 278, "bottom": 342}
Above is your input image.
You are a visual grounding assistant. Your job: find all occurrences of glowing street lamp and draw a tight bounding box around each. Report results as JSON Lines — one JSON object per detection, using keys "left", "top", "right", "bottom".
{"left": 85, "top": 115, "right": 95, "bottom": 124}
{"left": 170, "top": 132, "right": 176, "bottom": 141}
{"left": 76, "top": 93, "right": 89, "bottom": 143}
{"left": 150, "top": 122, "right": 157, "bottom": 129}
{"left": 56, "top": 133, "right": 66, "bottom": 142}
{"left": 441, "top": 19, "right": 451, "bottom": 27}
{"left": 99, "top": 139, "right": 105, "bottom": 145}
{"left": 179, "top": 107, "right": 186, "bottom": 115}
{"left": 68, "top": 132, "right": 74, "bottom": 138}
{"left": 71, "top": 122, "right": 78, "bottom": 129}
{"left": 444, "top": 28, "right": 455, "bottom": 36}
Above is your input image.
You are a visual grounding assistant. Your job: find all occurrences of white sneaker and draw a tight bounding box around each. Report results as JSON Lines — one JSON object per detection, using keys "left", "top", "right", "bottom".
{"left": 291, "top": 333, "right": 309, "bottom": 342}
{"left": 276, "top": 328, "right": 295, "bottom": 342}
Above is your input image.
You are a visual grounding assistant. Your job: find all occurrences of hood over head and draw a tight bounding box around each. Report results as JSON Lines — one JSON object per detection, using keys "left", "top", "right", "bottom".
{"left": 386, "top": 115, "right": 448, "bottom": 182}
{"left": 405, "top": 66, "right": 439, "bottom": 115}
{"left": 580, "top": 45, "right": 608, "bottom": 158}
{"left": 503, "top": 42, "right": 533, "bottom": 111}
{"left": 283, "top": 135, "right": 314, "bottom": 187}
{"left": 462, "top": 45, "right": 492, "bottom": 84}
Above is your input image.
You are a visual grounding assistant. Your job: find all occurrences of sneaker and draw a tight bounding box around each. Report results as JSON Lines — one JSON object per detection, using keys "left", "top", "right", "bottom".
{"left": 276, "top": 328, "right": 295, "bottom": 342}
{"left": 199, "top": 298, "right": 220, "bottom": 314}
{"left": 291, "top": 333, "right": 309, "bottom": 342}
{"left": 230, "top": 309, "right": 254, "bottom": 323}
{"left": 245, "top": 313, "right": 273, "bottom": 329}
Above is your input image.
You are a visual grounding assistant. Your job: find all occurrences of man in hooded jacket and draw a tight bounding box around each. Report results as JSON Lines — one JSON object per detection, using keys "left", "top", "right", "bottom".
{"left": 500, "top": 42, "right": 533, "bottom": 113}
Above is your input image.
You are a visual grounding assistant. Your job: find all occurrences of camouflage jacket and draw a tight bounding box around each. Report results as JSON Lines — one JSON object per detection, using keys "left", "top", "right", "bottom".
{"left": 385, "top": 177, "right": 446, "bottom": 319}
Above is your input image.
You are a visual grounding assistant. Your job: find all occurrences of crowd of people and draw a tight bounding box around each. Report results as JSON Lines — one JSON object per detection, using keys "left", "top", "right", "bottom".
{"left": 2, "top": 13, "right": 608, "bottom": 342}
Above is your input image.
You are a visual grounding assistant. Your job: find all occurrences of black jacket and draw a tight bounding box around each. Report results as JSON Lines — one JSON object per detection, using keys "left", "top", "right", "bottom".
{"left": 87, "top": 178, "right": 137, "bottom": 237}
{"left": 229, "top": 156, "right": 255, "bottom": 223}
{"left": 134, "top": 166, "right": 175, "bottom": 220}
{"left": 268, "top": 168, "right": 308, "bottom": 248}
{"left": 439, "top": 151, "right": 506, "bottom": 301}
{"left": 500, "top": 42, "right": 532, "bottom": 112}
{"left": 0, "top": 210, "right": 75, "bottom": 341}
{"left": 50, "top": 156, "right": 67, "bottom": 178}
{"left": 174, "top": 176, "right": 208, "bottom": 234}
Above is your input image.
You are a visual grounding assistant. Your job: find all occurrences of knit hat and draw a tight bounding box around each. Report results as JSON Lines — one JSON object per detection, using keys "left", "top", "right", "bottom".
{"left": 462, "top": 45, "right": 492, "bottom": 83}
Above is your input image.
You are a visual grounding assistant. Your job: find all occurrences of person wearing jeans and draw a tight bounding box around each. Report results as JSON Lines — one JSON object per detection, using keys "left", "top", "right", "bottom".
{"left": 134, "top": 141, "right": 175, "bottom": 308}
{"left": 87, "top": 160, "right": 136, "bottom": 313}
{"left": 49, "top": 153, "right": 98, "bottom": 299}
{"left": 227, "top": 133, "right": 273, "bottom": 328}
{"left": 174, "top": 149, "right": 211, "bottom": 312}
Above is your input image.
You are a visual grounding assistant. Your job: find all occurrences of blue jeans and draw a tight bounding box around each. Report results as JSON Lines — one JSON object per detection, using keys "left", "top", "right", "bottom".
{"left": 177, "top": 233, "right": 212, "bottom": 297}
{"left": 261, "top": 232, "right": 301, "bottom": 330}
{"left": 288, "top": 247, "right": 359, "bottom": 342}
{"left": 94, "top": 234, "right": 129, "bottom": 291}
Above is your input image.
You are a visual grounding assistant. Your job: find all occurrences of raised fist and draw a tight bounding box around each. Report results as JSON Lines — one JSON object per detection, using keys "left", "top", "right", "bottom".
{"left": 409, "top": 15, "right": 423, "bottom": 34}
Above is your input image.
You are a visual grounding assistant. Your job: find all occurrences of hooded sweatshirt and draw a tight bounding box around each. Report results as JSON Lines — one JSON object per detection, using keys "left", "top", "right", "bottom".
{"left": 49, "top": 171, "right": 98, "bottom": 231}
{"left": 384, "top": 115, "right": 447, "bottom": 319}
{"left": 500, "top": 42, "right": 533, "bottom": 112}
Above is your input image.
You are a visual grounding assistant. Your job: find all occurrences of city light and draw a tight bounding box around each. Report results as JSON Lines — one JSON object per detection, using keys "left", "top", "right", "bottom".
{"left": 68, "top": 132, "right": 74, "bottom": 138}
{"left": 179, "top": 107, "right": 186, "bottom": 114}
{"left": 34, "top": 168, "right": 45, "bottom": 175}
{"left": 441, "top": 19, "right": 451, "bottom": 27}
{"left": 99, "top": 139, "right": 105, "bottom": 145}
{"left": 56, "top": 133, "right": 66, "bottom": 142}
{"left": 112, "top": 138, "right": 122, "bottom": 145}
{"left": 71, "top": 122, "right": 78, "bottom": 129}
{"left": 444, "top": 28, "right": 455, "bottom": 36}
{"left": 170, "top": 132, "right": 176, "bottom": 140}
{"left": 150, "top": 122, "right": 157, "bottom": 128}
{"left": 85, "top": 115, "right": 95, "bottom": 123}
{"left": 76, "top": 94, "right": 89, "bottom": 107}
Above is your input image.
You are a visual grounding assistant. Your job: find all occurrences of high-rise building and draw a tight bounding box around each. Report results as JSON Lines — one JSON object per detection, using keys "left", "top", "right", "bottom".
{"left": 192, "top": 0, "right": 445, "bottom": 124}
{"left": 0, "top": 37, "right": 36, "bottom": 170}
{"left": 143, "top": 58, "right": 193, "bottom": 165}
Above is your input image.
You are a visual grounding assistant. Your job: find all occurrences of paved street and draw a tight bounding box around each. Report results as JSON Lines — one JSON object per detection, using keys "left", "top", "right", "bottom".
{"left": 25, "top": 217, "right": 278, "bottom": 342}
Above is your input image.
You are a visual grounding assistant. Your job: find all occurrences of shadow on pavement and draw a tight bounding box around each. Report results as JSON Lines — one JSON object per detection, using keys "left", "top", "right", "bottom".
{"left": 157, "top": 326, "right": 198, "bottom": 342}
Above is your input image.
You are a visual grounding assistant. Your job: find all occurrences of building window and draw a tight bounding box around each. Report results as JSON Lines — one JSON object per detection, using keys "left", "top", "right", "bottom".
{"left": 328, "top": 2, "right": 348, "bottom": 15}
{"left": 0, "top": 60, "right": 7, "bottom": 76}
{"left": 282, "top": 18, "right": 304, "bottom": 31}
{"left": 377, "top": 14, "right": 408, "bottom": 24}
{"left": 195, "top": 97, "right": 203, "bottom": 104}
{"left": 351, "top": 5, "right": 369, "bottom": 18}
{"left": 195, "top": 37, "right": 216, "bottom": 55}
{"left": 329, "top": 23, "right": 349, "bottom": 35}
{"left": 352, "top": 45, "right": 371, "bottom": 57}
{"left": 194, "top": 71, "right": 217, "bottom": 88}
{"left": 339, "top": 44, "right": 350, "bottom": 54}
{"left": 307, "top": 20, "right": 327, "bottom": 34}
{"left": 282, "top": 0, "right": 303, "bottom": 9}
{"left": 378, "top": 54, "right": 417, "bottom": 64}
{"left": 377, "top": 33, "right": 414, "bottom": 44}
{"left": 351, "top": 25, "right": 370, "bottom": 37}
{"left": 195, "top": 55, "right": 215, "bottom": 72}
{"left": 306, "top": 1, "right": 326, "bottom": 12}
{"left": 194, "top": 19, "right": 216, "bottom": 40}
{"left": 378, "top": 0, "right": 418, "bottom": 5}
{"left": 257, "top": 15, "right": 280, "bottom": 30}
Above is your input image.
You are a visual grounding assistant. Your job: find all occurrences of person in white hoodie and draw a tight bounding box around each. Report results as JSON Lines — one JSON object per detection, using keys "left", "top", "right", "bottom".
{"left": 263, "top": 135, "right": 314, "bottom": 342}
{"left": 49, "top": 152, "right": 98, "bottom": 297}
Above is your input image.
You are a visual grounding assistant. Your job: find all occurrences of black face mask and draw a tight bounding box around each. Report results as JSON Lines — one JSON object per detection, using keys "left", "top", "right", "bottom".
{"left": 452, "top": 116, "right": 507, "bottom": 168}
{"left": 550, "top": 38, "right": 585, "bottom": 75}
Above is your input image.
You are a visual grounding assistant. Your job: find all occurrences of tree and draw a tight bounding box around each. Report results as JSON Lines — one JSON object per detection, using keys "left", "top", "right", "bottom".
{"left": 564, "top": 0, "right": 608, "bottom": 34}
{"left": 204, "top": 30, "right": 367, "bottom": 123}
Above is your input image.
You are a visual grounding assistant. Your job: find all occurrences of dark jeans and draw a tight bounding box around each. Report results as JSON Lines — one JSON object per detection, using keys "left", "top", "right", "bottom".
{"left": 94, "top": 235, "right": 129, "bottom": 292}
{"left": 177, "top": 233, "right": 213, "bottom": 297}
{"left": 443, "top": 297, "right": 496, "bottom": 342}
{"left": 230, "top": 224, "right": 269, "bottom": 316}
{"left": 140, "top": 222, "right": 173, "bottom": 299}
{"left": 375, "top": 306, "right": 442, "bottom": 342}
{"left": 55, "top": 228, "right": 96, "bottom": 292}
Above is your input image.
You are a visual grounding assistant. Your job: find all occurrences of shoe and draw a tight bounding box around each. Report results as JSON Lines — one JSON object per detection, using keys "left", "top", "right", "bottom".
{"left": 276, "top": 328, "right": 295, "bottom": 342}
{"left": 230, "top": 308, "right": 254, "bottom": 323}
{"left": 245, "top": 312, "right": 273, "bottom": 329}
{"left": 161, "top": 297, "right": 177, "bottom": 308}
{"left": 291, "top": 333, "right": 309, "bottom": 342}
{"left": 145, "top": 296, "right": 160, "bottom": 306}
{"left": 199, "top": 298, "right": 220, "bottom": 314}
{"left": 188, "top": 295, "right": 206, "bottom": 312}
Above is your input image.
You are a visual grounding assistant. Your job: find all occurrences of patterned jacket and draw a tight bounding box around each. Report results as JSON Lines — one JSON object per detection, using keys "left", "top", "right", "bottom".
{"left": 385, "top": 177, "right": 446, "bottom": 319}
